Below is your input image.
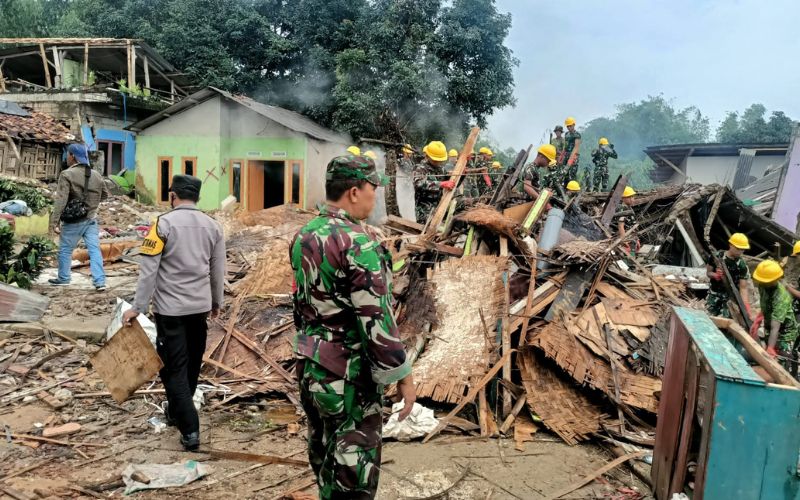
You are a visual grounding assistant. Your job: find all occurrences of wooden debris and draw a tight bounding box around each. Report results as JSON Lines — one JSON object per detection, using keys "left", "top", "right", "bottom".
{"left": 90, "top": 319, "right": 163, "bottom": 403}
{"left": 42, "top": 422, "right": 81, "bottom": 438}
{"left": 197, "top": 448, "right": 308, "bottom": 467}
{"left": 546, "top": 450, "right": 647, "bottom": 499}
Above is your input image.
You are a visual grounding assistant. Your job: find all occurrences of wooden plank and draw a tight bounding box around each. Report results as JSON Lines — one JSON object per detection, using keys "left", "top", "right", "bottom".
{"left": 89, "top": 319, "right": 163, "bottom": 403}
{"left": 422, "top": 127, "right": 480, "bottom": 237}
{"left": 547, "top": 451, "right": 647, "bottom": 499}
{"left": 545, "top": 270, "right": 591, "bottom": 322}
{"left": 143, "top": 54, "right": 150, "bottom": 89}
{"left": 42, "top": 422, "right": 81, "bottom": 438}
{"left": 595, "top": 307, "right": 625, "bottom": 432}
{"left": 517, "top": 239, "right": 538, "bottom": 346}
{"left": 422, "top": 350, "right": 511, "bottom": 443}
{"left": 599, "top": 175, "right": 628, "bottom": 228}
{"left": 500, "top": 238, "right": 512, "bottom": 418}
{"left": 50, "top": 47, "right": 61, "bottom": 87}
{"left": 83, "top": 42, "right": 89, "bottom": 85}
{"left": 38, "top": 43, "right": 51, "bottom": 88}
{"left": 712, "top": 317, "right": 800, "bottom": 388}
{"left": 521, "top": 189, "right": 552, "bottom": 236}
{"left": 385, "top": 214, "right": 423, "bottom": 234}
{"left": 231, "top": 329, "right": 294, "bottom": 384}
{"left": 669, "top": 345, "right": 700, "bottom": 495}
{"left": 600, "top": 298, "right": 658, "bottom": 327}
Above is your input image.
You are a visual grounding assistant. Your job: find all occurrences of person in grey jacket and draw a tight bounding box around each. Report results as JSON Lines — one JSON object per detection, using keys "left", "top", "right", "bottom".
{"left": 49, "top": 143, "right": 109, "bottom": 290}
{"left": 123, "top": 174, "right": 225, "bottom": 451}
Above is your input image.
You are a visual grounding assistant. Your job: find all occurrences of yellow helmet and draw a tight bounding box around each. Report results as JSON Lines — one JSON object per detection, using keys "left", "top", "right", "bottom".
{"left": 566, "top": 180, "right": 581, "bottom": 192}
{"left": 448, "top": 148, "right": 458, "bottom": 158}
{"left": 622, "top": 186, "right": 636, "bottom": 198}
{"left": 728, "top": 233, "right": 750, "bottom": 250}
{"left": 402, "top": 144, "right": 413, "bottom": 155}
{"left": 564, "top": 117, "right": 576, "bottom": 127}
{"left": 478, "top": 146, "right": 493, "bottom": 156}
{"left": 793, "top": 241, "right": 800, "bottom": 256}
{"left": 364, "top": 150, "right": 377, "bottom": 160}
{"left": 753, "top": 260, "right": 784, "bottom": 284}
{"left": 425, "top": 141, "right": 448, "bottom": 162}
{"left": 538, "top": 144, "right": 557, "bottom": 166}
{"left": 599, "top": 137, "right": 609, "bottom": 145}
{"left": 491, "top": 161, "right": 501, "bottom": 169}
{"left": 347, "top": 145, "right": 361, "bottom": 155}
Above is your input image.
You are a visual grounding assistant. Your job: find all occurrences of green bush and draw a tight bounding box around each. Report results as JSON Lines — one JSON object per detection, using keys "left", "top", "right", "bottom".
{"left": 0, "top": 179, "right": 53, "bottom": 214}
{"left": 0, "top": 222, "right": 55, "bottom": 289}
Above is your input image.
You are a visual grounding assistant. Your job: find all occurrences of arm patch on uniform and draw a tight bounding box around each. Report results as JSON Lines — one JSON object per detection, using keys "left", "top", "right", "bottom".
{"left": 140, "top": 217, "right": 165, "bottom": 256}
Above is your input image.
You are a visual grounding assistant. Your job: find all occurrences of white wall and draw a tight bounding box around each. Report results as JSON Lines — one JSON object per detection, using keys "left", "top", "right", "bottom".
{"left": 685, "top": 155, "right": 786, "bottom": 186}
{"left": 140, "top": 96, "right": 221, "bottom": 137}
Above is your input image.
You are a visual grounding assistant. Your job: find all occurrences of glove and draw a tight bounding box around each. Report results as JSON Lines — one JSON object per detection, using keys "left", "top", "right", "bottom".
{"left": 766, "top": 345, "right": 778, "bottom": 358}
{"left": 745, "top": 303, "right": 752, "bottom": 319}
{"left": 711, "top": 268, "right": 724, "bottom": 281}
{"left": 482, "top": 173, "right": 492, "bottom": 187}
{"left": 750, "top": 313, "right": 764, "bottom": 339}
{"left": 567, "top": 157, "right": 575, "bottom": 167}
{"left": 440, "top": 180, "right": 455, "bottom": 190}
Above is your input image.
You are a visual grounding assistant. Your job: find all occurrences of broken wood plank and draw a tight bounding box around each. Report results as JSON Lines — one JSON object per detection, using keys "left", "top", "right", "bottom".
{"left": 198, "top": 448, "right": 308, "bottom": 467}
{"left": 42, "top": 422, "right": 81, "bottom": 438}
{"left": 230, "top": 329, "right": 295, "bottom": 384}
{"left": 712, "top": 317, "right": 800, "bottom": 388}
{"left": 595, "top": 308, "right": 625, "bottom": 433}
{"left": 90, "top": 319, "right": 163, "bottom": 403}
{"left": 521, "top": 189, "right": 552, "bottom": 236}
{"left": 423, "top": 350, "right": 512, "bottom": 443}
{"left": 599, "top": 175, "right": 628, "bottom": 228}
{"left": 545, "top": 270, "right": 592, "bottom": 322}
{"left": 10, "top": 433, "right": 107, "bottom": 448}
{"left": 0, "top": 282, "right": 50, "bottom": 322}
{"left": 547, "top": 450, "right": 647, "bottom": 499}
{"left": 385, "top": 215, "right": 424, "bottom": 234}
{"left": 499, "top": 393, "right": 527, "bottom": 434}
{"left": 422, "top": 127, "right": 480, "bottom": 236}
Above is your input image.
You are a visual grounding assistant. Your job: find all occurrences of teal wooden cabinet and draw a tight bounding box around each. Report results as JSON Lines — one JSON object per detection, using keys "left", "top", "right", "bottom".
{"left": 653, "top": 307, "right": 800, "bottom": 499}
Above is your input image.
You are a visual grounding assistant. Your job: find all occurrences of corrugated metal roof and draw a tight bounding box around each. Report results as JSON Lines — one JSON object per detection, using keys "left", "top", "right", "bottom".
{"left": 0, "top": 100, "right": 74, "bottom": 143}
{"left": 128, "top": 87, "right": 350, "bottom": 143}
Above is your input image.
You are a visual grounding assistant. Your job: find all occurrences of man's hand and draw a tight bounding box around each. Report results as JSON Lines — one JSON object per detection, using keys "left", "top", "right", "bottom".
{"left": 766, "top": 345, "right": 778, "bottom": 358}
{"left": 122, "top": 309, "right": 138, "bottom": 326}
{"left": 711, "top": 268, "right": 724, "bottom": 281}
{"left": 209, "top": 308, "right": 221, "bottom": 320}
{"left": 440, "top": 180, "right": 455, "bottom": 190}
{"left": 53, "top": 226, "right": 61, "bottom": 235}
{"left": 567, "top": 157, "right": 575, "bottom": 167}
{"left": 750, "top": 312, "right": 764, "bottom": 339}
{"left": 396, "top": 375, "right": 416, "bottom": 422}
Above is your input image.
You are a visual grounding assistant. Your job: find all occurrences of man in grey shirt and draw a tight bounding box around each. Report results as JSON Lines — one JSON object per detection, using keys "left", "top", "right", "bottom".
{"left": 49, "top": 143, "right": 109, "bottom": 290}
{"left": 123, "top": 174, "right": 225, "bottom": 451}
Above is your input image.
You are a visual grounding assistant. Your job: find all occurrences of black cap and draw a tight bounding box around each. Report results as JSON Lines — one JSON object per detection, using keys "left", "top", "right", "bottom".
{"left": 169, "top": 174, "right": 202, "bottom": 196}
{"left": 554, "top": 125, "right": 564, "bottom": 132}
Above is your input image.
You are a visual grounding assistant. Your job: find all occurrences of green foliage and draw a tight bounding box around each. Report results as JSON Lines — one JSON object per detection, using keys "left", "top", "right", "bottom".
{"left": 715, "top": 104, "right": 795, "bottom": 143}
{"left": 0, "top": 223, "right": 55, "bottom": 290}
{"left": 26, "top": 0, "right": 515, "bottom": 142}
{"left": 0, "top": 179, "right": 53, "bottom": 214}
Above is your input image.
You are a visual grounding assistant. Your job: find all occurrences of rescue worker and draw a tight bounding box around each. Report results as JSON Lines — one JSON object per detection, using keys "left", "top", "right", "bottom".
{"left": 751, "top": 260, "right": 799, "bottom": 363}
{"left": 123, "top": 175, "right": 226, "bottom": 451}
{"left": 551, "top": 125, "right": 566, "bottom": 161}
{"left": 446, "top": 148, "right": 459, "bottom": 172}
{"left": 590, "top": 137, "right": 618, "bottom": 192}
{"left": 563, "top": 117, "right": 582, "bottom": 183}
{"left": 290, "top": 154, "right": 415, "bottom": 499}
{"left": 347, "top": 145, "right": 361, "bottom": 156}
{"left": 49, "top": 143, "right": 109, "bottom": 291}
{"left": 399, "top": 144, "right": 415, "bottom": 171}
{"left": 466, "top": 147, "right": 494, "bottom": 198}
{"left": 615, "top": 186, "right": 639, "bottom": 256}
{"left": 520, "top": 144, "right": 557, "bottom": 201}
{"left": 705, "top": 233, "right": 752, "bottom": 319}
{"left": 786, "top": 241, "right": 800, "bottom": 317}
{"left": 364, "top": 150, "right": 378, "bottom": 161}
{"left": 537, "top": 141, "right": 567, "bottom": 194}
{"left": 413, "top": 141, "right": 453, "bottom": 223}
{"left": 566, "top": 180, "right": 581, "bottom": 202}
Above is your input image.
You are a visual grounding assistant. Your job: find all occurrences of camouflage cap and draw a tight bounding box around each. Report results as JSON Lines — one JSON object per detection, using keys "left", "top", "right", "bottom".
{"left": 326, "top": 154, "right": 388, "bottom": 186}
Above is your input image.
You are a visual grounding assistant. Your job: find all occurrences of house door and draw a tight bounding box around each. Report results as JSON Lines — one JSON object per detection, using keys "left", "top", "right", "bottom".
{"left": 246, "top": 160, "right": 286, "bottom": 211}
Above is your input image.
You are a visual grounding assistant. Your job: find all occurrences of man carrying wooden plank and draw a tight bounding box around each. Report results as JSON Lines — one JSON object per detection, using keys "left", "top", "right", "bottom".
{"left": 751, "top": 260, "right": 799, "bottom": 365}
{"left": 122, "top": 174, "right": 226, "bottom": 451}
{"left": 413, "top": 140, "right": 453, "bottom": 223}
{"left": 291, "top": 154, "right": 415, "bottom": 499}
{"left": 705, "top": 233, "right": 752, "bottom": 320}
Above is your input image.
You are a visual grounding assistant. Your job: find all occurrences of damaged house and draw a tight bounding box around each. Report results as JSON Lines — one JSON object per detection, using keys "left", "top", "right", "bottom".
{"left": 128, "top": 87, "right": 351, "bottom": 211}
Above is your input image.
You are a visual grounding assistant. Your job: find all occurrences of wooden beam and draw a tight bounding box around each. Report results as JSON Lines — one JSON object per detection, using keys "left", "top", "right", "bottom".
{"left": 38, "top": 43, "right": 51, "bottom": 88}
{"left": 422, "top": 127, "right": 480, "bottom": 237}
{"left": 82, "top": 42, "right": 89, "bottom": 85}
{"left": 500, "top": 238, "right": 512, "bottom": 418}
{"left": 599, "top": 175, "right": 628, "bottom": 228}
{"left": 143, "top": 54, "right": 150, "bottom": 89}
{"left": 0, "top": 37, "right": 142, "bottom": 45}
{"left": 130, "top": 43, "right": 137, "bottom": 86}
{"left": 655, "top": 153, "right": 687, "bottom": 180}
{"left": 126, "top": 40, "right": 132, "bottom": 86}
{"left": 50, "top": 47, "right": 62, "bottom": 88}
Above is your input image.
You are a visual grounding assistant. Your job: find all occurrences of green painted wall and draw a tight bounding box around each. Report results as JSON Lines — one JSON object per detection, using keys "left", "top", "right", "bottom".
{"left": 135, "top": 135, "right": 308, "bottom": 210}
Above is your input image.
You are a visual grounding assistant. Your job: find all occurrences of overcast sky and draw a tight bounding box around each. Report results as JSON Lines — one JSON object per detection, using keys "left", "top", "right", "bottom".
{"left": 487, "top": 0, "right": 800, "bottom": 148}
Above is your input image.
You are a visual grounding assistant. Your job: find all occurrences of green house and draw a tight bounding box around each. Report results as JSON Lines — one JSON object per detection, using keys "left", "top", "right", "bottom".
{"left": 129, "top": 87, "right": 351, "bottom": 211}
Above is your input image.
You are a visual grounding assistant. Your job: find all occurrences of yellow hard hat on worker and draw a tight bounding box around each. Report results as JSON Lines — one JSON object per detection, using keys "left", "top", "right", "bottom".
{"left": 538, "top": 144, "right": 557, "bottom": 166}
{"left": 599, "top": 137, "right": 609, "bottom": 145}
{"left": 566, "top": 180, "right": 581, "bottom": 192}
{"left": 479, "top": 146, "right": 494, "bottom": 157}
{"left": 425, "top": 141, "right": 448, "bottom": 162}
{"left": 347, "top": 145, "right": 361, "bottom": 155}
{"left": 564, "top": 117, "right": 576, "bottom": 127}
{"left": 792, "top": 241, "right": 800, "bottom": 256}
{"left": 448, "top": 148, "right": 458, "bottom": 158}
{"left": 491, "top": 161, "right": 501, "bottom": 169}
{"left": 622, "top": 186, "right": 636, "bottom": 198}
{"left": 753, "top": 260, "right": 784, "bottom": 285}
{"left": 402, "top": 144, "right": 413, "bottom": 155}
{"left": 728, "top": 233, "right": 750, "bottom": 250}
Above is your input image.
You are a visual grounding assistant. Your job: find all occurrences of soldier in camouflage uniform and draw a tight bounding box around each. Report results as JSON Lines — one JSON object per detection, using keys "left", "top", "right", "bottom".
{"left": 519, "top": 144, "right": 557, "bottom": 200}
{"left": 551, "top": 125, "right": 565, "bottom": 161}
{"left": 291, "top": 154, "right": 416, "bottom": 500}
{"left": 413, "top": 141, "right": 453, "bottom": 224}
{"left": 590, "top": 138, "right": 618, "bottom": 192}
{"left": 752, "top": 260, "right": 799, "bottom": 366}
{"left": 705, "top": 233, "right": 752, "bottom": 319}
{"left": 563, "top": 117, "right": 582, "bottom": 184}
{"left": 464, "top": 147, "right": 493, "bottom": 200}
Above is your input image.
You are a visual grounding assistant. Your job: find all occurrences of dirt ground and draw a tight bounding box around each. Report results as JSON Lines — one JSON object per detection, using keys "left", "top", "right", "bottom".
{"left": 0, "top": 394, "right": 650, "bottom": 499}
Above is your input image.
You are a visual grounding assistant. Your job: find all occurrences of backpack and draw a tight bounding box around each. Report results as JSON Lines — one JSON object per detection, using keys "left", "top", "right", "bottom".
{"left": 60, "top": 166, "right": 91, "bottom": 223}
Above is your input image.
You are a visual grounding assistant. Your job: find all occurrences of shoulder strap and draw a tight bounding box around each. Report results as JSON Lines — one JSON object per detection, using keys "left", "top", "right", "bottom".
{"left": 80, "top": 165, "right": 91, "bottom": 202}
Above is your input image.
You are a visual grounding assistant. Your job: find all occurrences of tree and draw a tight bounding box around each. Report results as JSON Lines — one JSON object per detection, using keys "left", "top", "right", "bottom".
{"left": 716, "top": 104, "right": 794, "bottom": 143}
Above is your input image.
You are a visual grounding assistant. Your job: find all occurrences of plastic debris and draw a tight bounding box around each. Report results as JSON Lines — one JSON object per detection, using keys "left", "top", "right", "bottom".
{"left": 383, "top": 401, "right": 438, "bottom": 441}
{"left": 122, "top": 460, "right": 208, "bottom": 494}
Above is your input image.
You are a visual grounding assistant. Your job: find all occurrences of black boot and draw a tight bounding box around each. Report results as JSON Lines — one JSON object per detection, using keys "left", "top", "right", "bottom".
{"left": 181, "top": 431, "right": 200, "bottom": 451}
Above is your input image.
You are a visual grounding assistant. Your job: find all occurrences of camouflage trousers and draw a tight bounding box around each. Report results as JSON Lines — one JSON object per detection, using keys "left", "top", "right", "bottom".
{"left": 415, "top": 200, "right": 436, "bottom": 224}
{"left": 592, "top": 164, "right": 609, "bottom": 192}
{"left": 705, "top": 291, "right": 732, "bottom": 318}
{"left": 298, "top": 360, "right": 383, "bottom": 500}
{"left": 566, "top": 161, "right": 579, "bottom": 185}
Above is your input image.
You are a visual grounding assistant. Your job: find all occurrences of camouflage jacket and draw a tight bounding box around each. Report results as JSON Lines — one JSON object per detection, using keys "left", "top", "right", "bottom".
{"left": 564, "top": 131, "right": 582, "bottom": 160}
{"left": 540, "top": 164, "right": 567, "bottom": 191}
{"left": 759, "top": 283, "right": 799, "bottom": 346}
{"left": 706, "top": 250, "right": 749, "bottom": 295}
{"left": 591, "top": 145, "right": 618, "bottom": 168}
{"left": 413, "top": 160, "right": 445, "bottom": 204}
{"left": 518, "top": 162, "right": 540, "bottom": 195}
{"left": 551, "top": 136, "right": 566, "bottom": 158}
{"left": 290, "top": 205, "right": 411, "bottom": 387}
